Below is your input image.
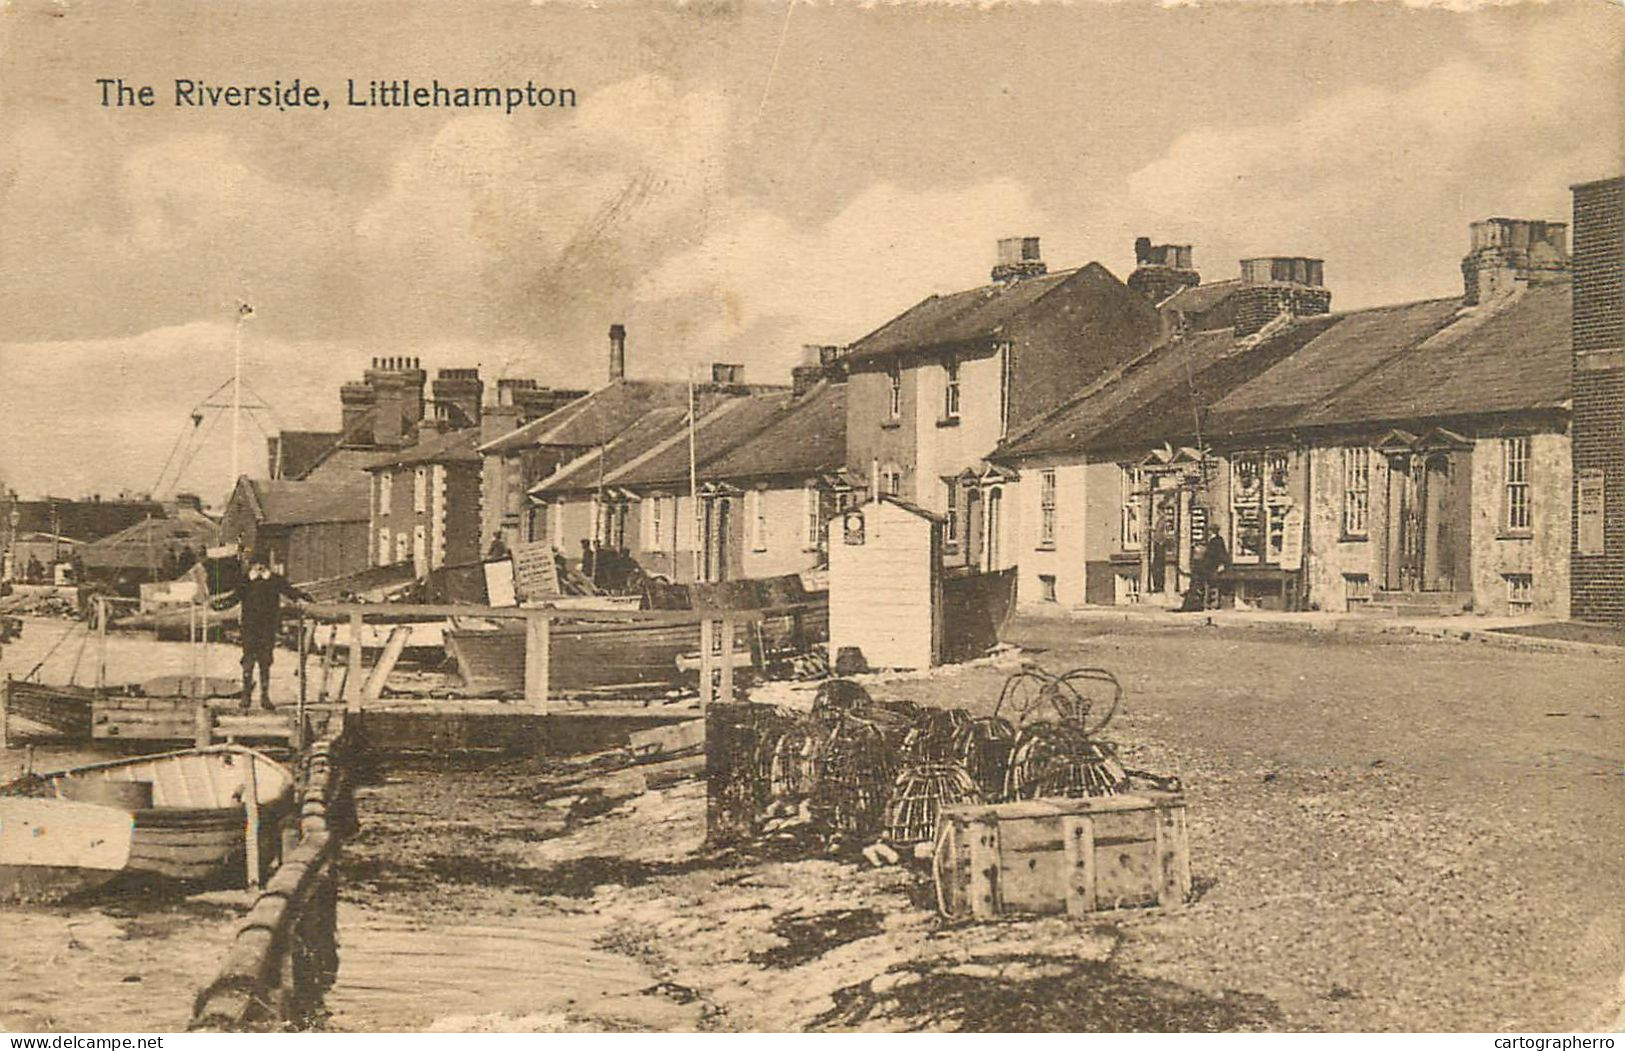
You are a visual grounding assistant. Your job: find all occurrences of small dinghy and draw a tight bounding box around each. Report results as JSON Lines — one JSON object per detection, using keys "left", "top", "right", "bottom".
{"left": 0, "top": 745, "right": 296, "bottom": 901}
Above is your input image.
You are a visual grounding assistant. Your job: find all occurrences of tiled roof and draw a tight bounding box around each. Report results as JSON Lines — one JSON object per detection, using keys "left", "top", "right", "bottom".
{"left": 273, "top": 431, "right": 344, "bottom": 479}
{"left": 997, "top": 316, "right": 1338, "bottom": 459}
{"left": 480, "top": 379, "right": 785, "bottom": 456}
{"left": 248, "top": 478, "right": 369, "bottom": 526}
{"left": 845, "top": 266, "right": 1094, "bottom": 362}
{"left": 1159, "top": 278, "right": 1241, "bottom": 319}
{"left": 365, "top": 426, "right": 482, "bottom": 469}
{"left": 606, "top": 393, "right": 797, "bottom": 489}
{"left": 697, "top": 381, "right": 847, "bottom": 482}
{"left": 79, "top": 513, "right": 219, "bottom": 570}
{"left": 1204, "top": 297, "right": 1463, "bottom": 437}
{"left": 1291, "top": 281, "right": 1571, "bottom": 428}
{"left": 529, "top": 407, "right": 693, "bottom": 494}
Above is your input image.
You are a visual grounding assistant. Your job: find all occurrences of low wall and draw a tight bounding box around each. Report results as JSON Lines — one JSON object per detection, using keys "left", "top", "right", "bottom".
{"left": 190, "top": 732, "right": 353, "bottom": 1032}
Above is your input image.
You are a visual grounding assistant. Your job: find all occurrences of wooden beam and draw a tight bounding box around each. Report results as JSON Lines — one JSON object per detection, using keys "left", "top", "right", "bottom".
{"left": 361, "top": 625, "right": 411, "bottom": 702}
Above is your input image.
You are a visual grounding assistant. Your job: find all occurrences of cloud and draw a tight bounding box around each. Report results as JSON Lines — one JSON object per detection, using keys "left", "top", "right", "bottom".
{"left": 1108, "top": 19, "right": 1621, "bottom": 306}
{"left": 628, "top": 178, "right": 1049, "bottom": 377}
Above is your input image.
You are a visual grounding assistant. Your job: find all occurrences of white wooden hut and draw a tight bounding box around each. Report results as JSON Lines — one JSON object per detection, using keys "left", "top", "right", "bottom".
{"left": 827, "top": 496, "right": 943, "bottom": 670}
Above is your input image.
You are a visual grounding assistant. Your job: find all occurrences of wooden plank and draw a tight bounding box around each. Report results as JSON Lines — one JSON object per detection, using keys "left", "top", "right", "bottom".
{"left": 1061, "top": 814, "right": 1095, "bottom": 917}
{"left": 967, "top": 813, "right": 1001, "bottom": 921}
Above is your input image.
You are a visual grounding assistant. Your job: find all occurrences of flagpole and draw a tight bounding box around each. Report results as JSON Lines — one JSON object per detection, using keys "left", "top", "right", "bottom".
{"left": 689, "top": 365, "right": 701, "bottom": 582}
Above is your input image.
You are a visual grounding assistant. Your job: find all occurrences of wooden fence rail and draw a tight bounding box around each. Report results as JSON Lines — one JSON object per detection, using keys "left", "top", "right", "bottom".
{"left": 190, "top": 732, "right": 350, "bottom": 1032}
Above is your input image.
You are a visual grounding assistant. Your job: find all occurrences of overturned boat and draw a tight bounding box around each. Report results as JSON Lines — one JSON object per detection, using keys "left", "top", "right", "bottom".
{"left": 0, "top": 745, "right": 295, "bottom": 901}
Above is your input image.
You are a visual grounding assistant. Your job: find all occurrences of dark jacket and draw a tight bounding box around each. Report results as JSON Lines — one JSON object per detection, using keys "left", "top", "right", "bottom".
{"left": 217, "top": 574, "right": 311, "bottom": 652}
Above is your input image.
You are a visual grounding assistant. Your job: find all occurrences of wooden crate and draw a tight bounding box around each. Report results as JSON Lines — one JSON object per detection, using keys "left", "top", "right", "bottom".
{"left": 933, "top": 791, "right": 1190, "bottom": 921}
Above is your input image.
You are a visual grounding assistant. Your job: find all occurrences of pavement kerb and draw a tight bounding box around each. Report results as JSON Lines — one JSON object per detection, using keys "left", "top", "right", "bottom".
{"left": 1015, "top": 604, "right": 1625, "bottom": 660}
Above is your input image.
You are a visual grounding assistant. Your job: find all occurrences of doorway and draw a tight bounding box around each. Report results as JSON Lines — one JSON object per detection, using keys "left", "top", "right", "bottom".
{"left": 1386, "top": 451, "right": 1467, "bottom": 592}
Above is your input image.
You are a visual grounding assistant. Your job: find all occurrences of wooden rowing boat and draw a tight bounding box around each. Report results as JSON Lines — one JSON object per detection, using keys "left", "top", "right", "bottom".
{"left": 0, "top": 745, "right": 296, "bottom": 901}
{"left": 444, "top": 596, "right": 829, "bottom": 695}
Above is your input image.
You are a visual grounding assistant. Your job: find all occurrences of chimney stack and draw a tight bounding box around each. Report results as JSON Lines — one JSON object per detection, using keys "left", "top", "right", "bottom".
{"left": 1233, "top": 256, "right": 1332, "bottom": 338}
{"left": 608, "top": 324, "right": 627, "bottom": 382}
{"left": 1127, "top": 237, "right": 1201, "bottom": 304}
{"left": 991, "top": 236, "right": 1047, "bottom": 283}
{"left": 432, "top": 368, "right": 484, "bottom": 429}
{"left": 1460, "top": 218, "right": 1569, "bottom": 306}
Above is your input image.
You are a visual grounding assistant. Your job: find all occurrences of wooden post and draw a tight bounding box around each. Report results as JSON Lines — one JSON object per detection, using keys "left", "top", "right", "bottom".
{"left": 346, "top": 611, "right": 364, "bottom": 712}
{"left": 244, "top": 753, "right": 262, "bottom": 891}
{"left": 717, "top": 616, "right": 734, "bottom": 706}
{"left": 698, "top": 617, "right": 716, "bottom": 708}
{"left": 194, "top": 701, "right": 215, "bottom": 748}
{"left": 523, "top": 612, "right": 550, "bottom": 712}
{"left": 295, "top": 611, "right": 308, "bottom": 752}
{"left": 1, "top": 675, "right": 10, "bottom": 751}
{"left": 94, "top": 597, "right": 107, "bottom": 692}
{"left": 361, "top": 626, "right": 411, "bottom": 702}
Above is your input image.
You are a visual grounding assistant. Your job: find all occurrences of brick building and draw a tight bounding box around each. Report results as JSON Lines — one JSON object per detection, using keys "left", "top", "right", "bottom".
{"left": 478, "top": 325, "right": 779, "bottom": 553}
{"left": 997, "top": 221, "right": 1576, "bottom": 618}
{"left": 1570, "top": 176, "right": 1625, "bottom": 624}
{"left": 365, "top": 426, "right": 484, "bottom": 576}
{"left": 842, "top": 237, "right": 1161, "bottom": 574}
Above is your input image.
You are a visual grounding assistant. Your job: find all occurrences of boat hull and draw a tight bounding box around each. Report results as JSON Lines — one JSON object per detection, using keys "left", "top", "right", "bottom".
{"left": 446, "top": 597, "right": 829, "bottom": 694}
{"left": 1, "top": 679, "right": 95, "bottom": 743}
{"left": 0, "top": 746, "right": 296, "bottom": 899}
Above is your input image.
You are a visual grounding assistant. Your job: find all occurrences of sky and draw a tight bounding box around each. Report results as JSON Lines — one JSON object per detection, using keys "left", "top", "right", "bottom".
{"left": 0, "top": 0, "right": 1620, "bottom": 505}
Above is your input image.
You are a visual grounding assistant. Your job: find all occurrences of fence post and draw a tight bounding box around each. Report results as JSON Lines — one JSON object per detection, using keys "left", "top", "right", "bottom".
{"left": 345, "top": 611, "right": 364, "bottom": 712}
{"left": 718, "top": 616, "right": 734, "bottom": 706}
{"left": 698, "top": 617, "right": 716, "bottom": 708}
{"left": 524, "top": 611, "right": 550, "bottom": 713}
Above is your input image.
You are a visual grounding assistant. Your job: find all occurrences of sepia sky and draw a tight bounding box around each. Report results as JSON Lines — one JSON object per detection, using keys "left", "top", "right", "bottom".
{"left": 0, "top": 0, "right": 1621, "bottom": 503}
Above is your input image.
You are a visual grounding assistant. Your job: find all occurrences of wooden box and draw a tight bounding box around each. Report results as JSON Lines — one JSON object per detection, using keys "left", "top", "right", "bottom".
{"left": 933, "top": 791, "right": 1191, "bottom": 921}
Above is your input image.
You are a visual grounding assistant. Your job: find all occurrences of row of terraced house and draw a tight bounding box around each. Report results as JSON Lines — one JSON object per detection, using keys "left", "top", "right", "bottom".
{"left": 245, "top": 175, "right": 1624, "bottom": 625}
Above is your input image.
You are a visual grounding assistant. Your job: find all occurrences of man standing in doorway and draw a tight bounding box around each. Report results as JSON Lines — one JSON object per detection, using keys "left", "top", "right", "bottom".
{"left": 213, "top": 558, "right": 312, "bottom": 710}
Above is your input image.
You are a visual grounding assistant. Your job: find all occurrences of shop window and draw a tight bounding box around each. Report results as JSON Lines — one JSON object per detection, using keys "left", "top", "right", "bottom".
{"left": 1115, "top": 571, "right": 1140, "bottom": 605}
{"left": 1039, "top": 470, "right": 1057, "bottom": 547}
{"left": 1504, "top": 437, "right": 1532, "bottom": 533}
{"left": 944, "top": 481, "right": 960, "bottom": 545}
{"left": 1344, "top": 573, "right": 1371, "bottom": 605}
{"left": 888, "top": 364, "right": 902, "bottom": 419}
{"left": 1342, "top": 447, "right": 1370, "bottom": 538}
{"left": 1120, "top": 466, "right": 1143, "bottom": 551}
{"left": 944, "top": 357, "right": 961, "bottom": 420}
{"left": 1231, "top": 450, "right": 1293, "bottom": 564}
{"left": 1505, "top": 573, "right": 1533, "bottom": 613}
{"left": 1039, "top": 574, "right": 1058, "bottom": 603}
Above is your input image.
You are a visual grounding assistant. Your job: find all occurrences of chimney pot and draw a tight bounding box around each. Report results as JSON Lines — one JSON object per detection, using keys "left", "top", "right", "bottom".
{"left": 608, "top": 324, "right": 627, "bottom": 382}
{"left": 992, "top": 236, "right": 1047, "bottom": 283}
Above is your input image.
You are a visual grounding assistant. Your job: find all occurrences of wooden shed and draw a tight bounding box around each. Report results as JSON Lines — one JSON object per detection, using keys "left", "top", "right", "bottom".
{"left": 827, "top": 496, "right": 943, "bottom": 670}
